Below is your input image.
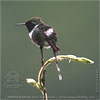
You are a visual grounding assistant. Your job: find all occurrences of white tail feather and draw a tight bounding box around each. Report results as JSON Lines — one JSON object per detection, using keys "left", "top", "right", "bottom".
{"left": 59, "top": 74, "right": 62, "bottom": 80}
{"left": 56, "top": 62, "right": 62, "bottom": 80}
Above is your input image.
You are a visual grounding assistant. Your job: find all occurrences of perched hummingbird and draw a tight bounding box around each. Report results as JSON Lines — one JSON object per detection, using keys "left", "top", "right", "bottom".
{"left": 16, "top": 17, "right": 62, "bottom": 80}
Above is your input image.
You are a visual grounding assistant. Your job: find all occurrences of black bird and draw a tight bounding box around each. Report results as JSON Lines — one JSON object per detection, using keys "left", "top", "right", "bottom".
{"left": 16, "top": 17, "right": 62, "bottom": 80}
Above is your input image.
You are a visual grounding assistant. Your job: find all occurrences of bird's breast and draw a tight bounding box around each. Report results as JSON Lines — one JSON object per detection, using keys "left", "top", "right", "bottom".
{"left": 29, "top": 25, "right": 39, "bottom": 39}
{"left": 28, "top": 26, "right": 51, "bottom": 49}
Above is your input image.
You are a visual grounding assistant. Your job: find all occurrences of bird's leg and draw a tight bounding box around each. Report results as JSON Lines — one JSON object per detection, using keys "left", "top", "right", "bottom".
{"left": 40, "top": 46, "right": 45, "bottom": 84}
{"left": 40, "top": 46, "right": 44, "bottom": 66}
{"left": 40, "top": 46, "right": 47, "bottom": 100}
{"left": 53, "top": 49, "right": 62, "bottom": 80}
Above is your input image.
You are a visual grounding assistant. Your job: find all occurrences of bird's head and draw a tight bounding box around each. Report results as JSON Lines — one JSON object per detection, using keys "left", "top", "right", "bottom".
{"left": 26, "top": 17, "right": 44, "bottom": 25}
{"left": 16, "top": 17, "right": 44, "bottom": 26}
{"left": 16, "top": 17, "right": 44, "bottom": 32}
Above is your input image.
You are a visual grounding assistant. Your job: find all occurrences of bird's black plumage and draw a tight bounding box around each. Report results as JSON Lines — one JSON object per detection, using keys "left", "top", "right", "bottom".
{"left": 16, "top": 17, "right": 62, "bottom": 80}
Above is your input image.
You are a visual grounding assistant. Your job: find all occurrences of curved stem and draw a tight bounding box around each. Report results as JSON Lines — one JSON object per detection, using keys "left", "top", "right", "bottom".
{"left": 38, "top": 55, "right": 94, "bottom": 85}
{"left": 27, "top": 54, "right": 94, "bottom": 100}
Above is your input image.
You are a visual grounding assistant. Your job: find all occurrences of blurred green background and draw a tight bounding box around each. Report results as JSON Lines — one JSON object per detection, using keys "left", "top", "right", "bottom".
{"left": 1, "top": 1, "right": 99, "bottom": 100}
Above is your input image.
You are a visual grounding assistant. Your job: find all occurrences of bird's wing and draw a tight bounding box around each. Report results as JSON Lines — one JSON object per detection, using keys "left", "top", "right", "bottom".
{"left": 43, "top": 26, "right": 60, "bottom": 53}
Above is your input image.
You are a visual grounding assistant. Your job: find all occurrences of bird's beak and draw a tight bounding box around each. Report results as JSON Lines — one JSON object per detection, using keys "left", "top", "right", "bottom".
{"left": 16, "top": 23, "right": 25, "bottom": 26}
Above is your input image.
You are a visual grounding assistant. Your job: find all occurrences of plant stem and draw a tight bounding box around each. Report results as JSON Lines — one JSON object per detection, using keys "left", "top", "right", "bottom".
{"left": 40, "top": 47, "right": 48, "bottom": 100}
{"left": 38, "top": 55, "right": 94, "bottom": 85}
{"left": 27, "top": 55, "right": 94, "bottom": 100}
{"left": 42, "top": 69, "right": 48, "bottom": 100}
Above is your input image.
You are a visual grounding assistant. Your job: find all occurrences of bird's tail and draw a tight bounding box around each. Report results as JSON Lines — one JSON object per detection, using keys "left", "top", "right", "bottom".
{"left": 52, "top": 45, "right": 60, "bottom": 54}
{"left": 46, "top": 39, "right": 62, "bottom": 80}
{"left": 53, "top": 49, "right": 62, "bottom": 80}
{"left": 46, "top": 39, "right": 60, "bottom": 53}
